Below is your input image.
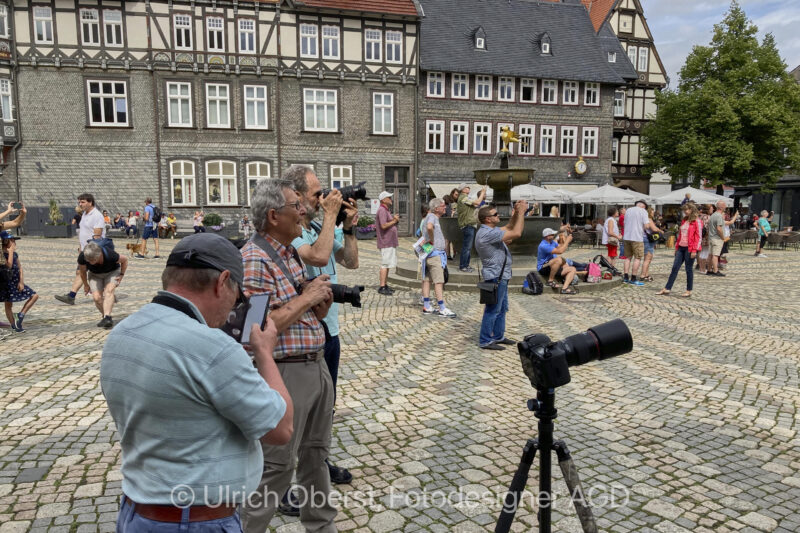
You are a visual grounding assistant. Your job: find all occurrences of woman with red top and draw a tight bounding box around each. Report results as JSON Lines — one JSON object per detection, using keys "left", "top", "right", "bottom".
{"left": 657, "top": 203, "right": 702, "bottom": 298}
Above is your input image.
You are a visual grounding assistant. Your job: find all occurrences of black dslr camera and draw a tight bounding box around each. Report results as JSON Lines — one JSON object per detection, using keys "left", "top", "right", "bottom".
{"left": 518, "top": 319, "right": 633, "bottom": 390}
{"left": 331, "top": 284, "right": 365, "bottom": 308}
{"left": 322, "top": 181, "right": 369, "bottom": 225}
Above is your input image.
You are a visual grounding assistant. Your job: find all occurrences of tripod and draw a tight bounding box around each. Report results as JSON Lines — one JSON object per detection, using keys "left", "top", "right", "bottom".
{"left": 495, "top": 388, "right": 597, "bottom": 533}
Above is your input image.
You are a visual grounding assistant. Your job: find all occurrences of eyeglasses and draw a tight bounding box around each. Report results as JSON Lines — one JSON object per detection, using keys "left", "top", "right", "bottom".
{"left": 276, "top": 202, "right": 302, "bottom": 212}
{"left": 488, "top": 212, "right": 499, "bottom": 217}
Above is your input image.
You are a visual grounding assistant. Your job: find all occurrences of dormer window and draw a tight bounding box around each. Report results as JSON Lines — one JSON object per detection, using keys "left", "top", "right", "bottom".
{"left": 608, "top": 52, "right": 617, "bottom": 63}
{"left": 475, "top": 27, "right": 486, "bottom": 50}
{"left": 540, "top": 33, "right": 551, "bottom": 55}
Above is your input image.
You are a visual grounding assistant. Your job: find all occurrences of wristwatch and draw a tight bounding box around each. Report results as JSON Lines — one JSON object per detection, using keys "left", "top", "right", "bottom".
{"left": 342, "top": 228, "right": 354, "bottom": 235}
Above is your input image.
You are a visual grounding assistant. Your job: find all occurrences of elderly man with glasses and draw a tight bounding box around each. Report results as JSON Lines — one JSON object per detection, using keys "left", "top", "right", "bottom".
{"left": 239, "top": 178, "right": 338, "bottom": 533}
{"left": 474, "top": 200, "right": 527, "bottom": 350}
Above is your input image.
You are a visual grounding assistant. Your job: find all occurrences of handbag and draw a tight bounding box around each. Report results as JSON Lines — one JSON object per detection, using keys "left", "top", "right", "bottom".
{"left": 607, "top": 236, "right": 619, "bottom": 246}
{"left": 477, "top": 248, "right": 508, "bottom": 305}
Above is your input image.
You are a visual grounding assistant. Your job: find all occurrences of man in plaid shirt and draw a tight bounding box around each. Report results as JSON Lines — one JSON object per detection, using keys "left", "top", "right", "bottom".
{"left": 239, "top": 179, "right": 337, "bottom": 533}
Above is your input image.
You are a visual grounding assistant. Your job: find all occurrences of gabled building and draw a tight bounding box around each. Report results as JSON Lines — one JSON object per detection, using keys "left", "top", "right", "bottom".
{"left": 577, "top": 0, "right": 670, "bottom": 194}
{"left": 1, "top": 0, "right": 420, "bottom": 233}
{"left": 417, "top": 0, "right": 636, "bottom": 203}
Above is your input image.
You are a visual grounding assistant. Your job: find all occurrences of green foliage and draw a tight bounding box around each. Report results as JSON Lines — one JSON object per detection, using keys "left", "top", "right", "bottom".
{"left": 356, "top": 215, "right": 375, "bottom": 227}
{"left": 202, "top": 212, "right": 223, "bottom": 226}
{"left": 642, "top": 1, "right": 800, "bottom": 191}
{"left": 47, "top": 198, "right": 63, "bottom": 225}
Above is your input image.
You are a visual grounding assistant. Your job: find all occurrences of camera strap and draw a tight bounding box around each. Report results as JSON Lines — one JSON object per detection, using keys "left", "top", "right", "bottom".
{"left": 251, "top": 233, "right": 303, "bottom": 292}
{"left": 151, "top": 293, "right": 202, "bottom": 324}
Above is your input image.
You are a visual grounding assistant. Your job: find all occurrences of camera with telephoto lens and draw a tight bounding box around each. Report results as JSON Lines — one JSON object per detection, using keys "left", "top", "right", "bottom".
{"left": 518, "top": 319, "right": 633, "bottom": 390}
{"left": 330, "top": 283, "right": 365, "bottom": 308}
{"left": 322, "top": 181, "right": 369, "bottom": 225}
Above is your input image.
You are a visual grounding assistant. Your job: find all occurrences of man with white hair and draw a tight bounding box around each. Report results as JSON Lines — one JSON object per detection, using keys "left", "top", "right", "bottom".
{"left": 456, "top": 183, "right": 487, "bottom": 272}
{"left": 755, "top": 209, "right": 771, "bottom": 258}
{"left": 421, "top": 197, "right": 456, "bottom": 317}
{"left": 78, "top": 242, "right": 128, "bottom": 328}
{"left": 707, "top": 200, "right": 730, "bottom": 276}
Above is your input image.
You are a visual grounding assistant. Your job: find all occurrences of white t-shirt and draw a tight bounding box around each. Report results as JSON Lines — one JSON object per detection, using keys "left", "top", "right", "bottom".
{"left": 79, "top": 207, "right": 106, "bottom": 251}
{"left": 623, "top": 206, "right": 648, "bottom": 242}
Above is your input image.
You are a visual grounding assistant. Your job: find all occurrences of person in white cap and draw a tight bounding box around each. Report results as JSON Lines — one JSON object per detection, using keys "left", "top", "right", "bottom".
{"left": 537, "top": 227, "right": 578, "bottom": 294}
{"left": 456, "top": 183, "right": 487, "bottom": 272}
{"left": 375, "top": 191, "right": 400, "bottom": 295}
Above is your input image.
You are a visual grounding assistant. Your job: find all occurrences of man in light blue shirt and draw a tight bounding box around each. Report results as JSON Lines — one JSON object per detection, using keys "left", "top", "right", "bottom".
{"left": 287, "top": 165, "right": 360, "bottom": 496}
{"left": 102, "top": 233, "right": 293, "bottom": 531}
{"left": 474, "top": 200, "right": 527, "bottom": 350}
{"left": 141, "top": 197, "right": 161, "bottom": 258}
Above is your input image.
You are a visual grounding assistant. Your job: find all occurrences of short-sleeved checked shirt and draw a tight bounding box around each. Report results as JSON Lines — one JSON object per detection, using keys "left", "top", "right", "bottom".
{"left": 241, "top": 233, "right": 325, "bottom": 359}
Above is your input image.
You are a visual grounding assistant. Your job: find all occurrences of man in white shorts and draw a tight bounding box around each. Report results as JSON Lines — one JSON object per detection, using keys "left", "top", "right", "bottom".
{"left": 375, "top": 191, "right": 400, "bottom": 295}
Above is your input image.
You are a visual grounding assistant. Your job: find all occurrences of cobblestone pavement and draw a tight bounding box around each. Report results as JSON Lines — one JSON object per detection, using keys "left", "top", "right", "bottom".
{"left": 1, "top": 236, "right": 799, "bottom": 533}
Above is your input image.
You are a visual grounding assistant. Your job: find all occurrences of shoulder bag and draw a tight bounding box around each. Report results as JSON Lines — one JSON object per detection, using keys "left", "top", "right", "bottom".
{"left": 477, "top": 247, "right": 508, "bottom": 306}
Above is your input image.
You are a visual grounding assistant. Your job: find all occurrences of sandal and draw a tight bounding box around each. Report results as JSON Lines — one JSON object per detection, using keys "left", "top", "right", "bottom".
{"left": 642, "top": 276, "right": 654, "bottom": 282}
{"left": 546, "top": 281, "right": 559, "bottom": 289}
{"left": 560, "top": 287, "right": 577, "bottom": 295}
{"left": 681, "top": 291, "right": 692, "bottom": 298}
{"left": 656, "top": 289, "right": 670, "bottom": 295}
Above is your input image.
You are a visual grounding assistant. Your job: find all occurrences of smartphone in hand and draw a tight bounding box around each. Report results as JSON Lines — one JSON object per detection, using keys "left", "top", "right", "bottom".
{"left": 221, "top": 293, "right": 270, "bottom": 344}
{"left": 11, "top": 202, "right": 23, "bottom": 209}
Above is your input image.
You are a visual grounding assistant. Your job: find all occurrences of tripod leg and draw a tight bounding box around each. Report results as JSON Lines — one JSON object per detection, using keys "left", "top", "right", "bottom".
{"left": 494, "top": 439, "right": 538, "bottom": 533}
{"left": 554, "top": 441, "right": 598, "bottom": 533}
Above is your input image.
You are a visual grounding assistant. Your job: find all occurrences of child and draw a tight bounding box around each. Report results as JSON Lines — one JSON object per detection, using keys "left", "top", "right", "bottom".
{"left": 1, "top": 231, "right": 39, "bottom": 332}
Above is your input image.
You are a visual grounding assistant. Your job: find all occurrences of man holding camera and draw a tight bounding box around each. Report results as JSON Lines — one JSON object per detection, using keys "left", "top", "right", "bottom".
{"left": 101, "top": 233, "right": 294, "bottom": 532}
{"left": 287, "top": 165, "right": 359, "bottom": 492}
{"left": 240, "top": 179, "right": 338, "bottom": 533}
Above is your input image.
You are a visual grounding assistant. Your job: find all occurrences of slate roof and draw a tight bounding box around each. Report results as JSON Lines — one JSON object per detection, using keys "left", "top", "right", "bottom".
{"left": 298, "top": 0, "right": 419, "bottom": 17}
{"left": 419, "top": 0, "right": 633, "bottom": 84}
{"left": 597, "top": 21, "right": 638, "bottom": 81}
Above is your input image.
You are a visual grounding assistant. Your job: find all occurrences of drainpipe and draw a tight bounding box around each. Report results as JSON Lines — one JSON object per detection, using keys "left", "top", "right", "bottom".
{"left": 413, "top": 17, "right": 420, "bottom": 233}
{"left": 275, "top": 3, "right": 282, "bottom": 173}
{"left": 10, "top": 11, "right": 22, "bottom": 204}
{"left": 148, "top": 11, "right": 163, "bottom": 209}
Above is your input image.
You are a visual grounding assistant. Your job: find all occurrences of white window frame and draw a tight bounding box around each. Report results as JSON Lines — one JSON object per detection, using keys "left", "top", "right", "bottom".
{"left": 238, "top": 19, "right": 256, "bottom": 54}
{"left": 560, "top": 126, "right": 577, "bottom": 157}
{"left": 170, "top": 160, "right": 196, "bottom": 206}
{"left": 542, "top": 80, "right": 557, "bottom": 104}
{"left": 520, "top": 78, "right": 537, "bottom": 103}
{"left": 638, "top": 47, "right": 649, "bottom": 72}
{"left": 246, "top": 161, "right": 271, "bottom": 206}
{"left": 427, "top": 72, "right": 444, "bottom": 98}
{"left": 627, "top": 46, "right": 637, "bottom": 68}
{"left": 608, "top": 52, "right": 617, "bottom": 63}
{"left": 303, "top": 88, "right": 338, "bottom": 132}
{"left": 167, "top": 81, "right": 192, "bottom": 128}
{"left": 372, "top": 92, "right": 394, "bottom": 135}
{"left": 498, "top": 77, "right": 515, "bottom": 102}
{"left": 0, "top": 79, "right": 13, "bottom": 122}
{"left": 450, "top": 121, "right": 469, "bottom": 154}
{"left": 476, "top": 36, "right": 485, "bottom": 49}
{"left": 386, "top": 30, "right": 402, "bottom": 64}
{"left": 87, "top": 80, "right": 129, "bottom": 127}
{"left": 542, "top": 41, "right": 550, "bottom": 54}
{"left": 473, "top": 122, "right": 492, "bottom": 154}
{"left": 330, "top": 165, "right": 353, "bottom": 189}
{"left": 206, "top": 160, "right": 238, "bottom": 206}
{"left": 582, "top": 127, "right": 599, "bottom": 157}
{"left": 34, "top": 6, "right": 54, "bottom": 44}
{"left": 540, "top": 125, "right": 556, "bottom": 156}
{"left": 174, "top": 14, "right": 192, "bottom": 50}
{"left": 614, "top": 91, "right": 625, "bottom": 117}
{"left": 451, "top": 73, "right": 469, "bottom": 100}
{"left": 476, "top": 75, "right": 492, "bottom": 101}
{"left": 244, "top": 84, "right": 269, "bottom": 130}
{"left": 497, "top": 122, "right": 515, "bottom": 154}
{"left": 563, "top": 81, "right": 578, "bottom": 105}
{"left": 80, "top": 8, "right": 100, "bottom": 46}
{"left": 518, "top": 124, "right": 535, "bottom": 156}
{"left": 0, "top": 5, "right": 8, "bottom": 39}
{"left": 321, "top": 25, "right": 340, "bottom": 60}
{"left": 365, "top": 28, "right": 382, "bottom": 62}
{"left": 207, "top": 16, "right": 225, "bottom": 52}
{"left": 103, "top": 10, "right": 123, "bottom": 47}
{"left": 426, "top": 120, "right": 445, "bottom": 153}
{"left": 584, "top": 83, "right": 599, "bottom": 106}
{"left": 611, "top": 138, "right": 620, "bottom": 164}
{"left": 300, "top": 23, "right": 318, "bottom": 58}
{"left": 206, "top": 83, "right": 231, "bottom": 128}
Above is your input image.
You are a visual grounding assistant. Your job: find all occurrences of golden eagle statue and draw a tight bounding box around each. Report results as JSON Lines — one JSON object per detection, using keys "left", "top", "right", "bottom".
{"left": 499, "top": 126, "right": 526, "bottom": 153}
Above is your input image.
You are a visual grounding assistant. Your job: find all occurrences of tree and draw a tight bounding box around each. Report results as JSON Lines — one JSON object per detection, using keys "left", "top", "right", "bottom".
{"left": 641, "top": 1, "right": 800, "bottom": 192}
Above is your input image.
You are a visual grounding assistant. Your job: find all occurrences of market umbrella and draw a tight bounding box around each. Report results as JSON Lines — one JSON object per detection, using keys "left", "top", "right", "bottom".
{"left": 571, "top": 184, "right": 641, "bottom": 205}
{"left": 656, "top": 186, "right": 733, "bottom": 207}
{"left": 510, "top": 184, "right": 566, "bottom": 202}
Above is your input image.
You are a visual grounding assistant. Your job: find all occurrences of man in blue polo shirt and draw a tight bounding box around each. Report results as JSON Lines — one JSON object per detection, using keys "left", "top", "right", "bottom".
{"left": 141, "top": 197, "right": 161, "bottom": 259}
{"left": 101, "top": 233, "right": 293, "bottom": 531}
{"left": 537, "top": 228, "right": 577, "bottom": 294}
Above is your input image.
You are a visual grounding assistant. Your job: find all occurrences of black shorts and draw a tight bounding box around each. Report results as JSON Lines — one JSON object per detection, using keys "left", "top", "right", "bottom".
{"left": 760, "top": 235, "right": 767, "bottom": 248}
{"left": 539, "top": 265, "right": 551, "bottom": 278}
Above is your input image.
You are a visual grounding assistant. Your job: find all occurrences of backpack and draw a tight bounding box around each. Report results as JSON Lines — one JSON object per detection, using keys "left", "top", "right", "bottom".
{"left": 151, "top": 205, "right": 164, "bottom": 224}
{"left": 88, "top": 237, "right": 116, "bottom": 261}
{"left": 586, "top": 262, "right": 602, "bottom": 283}
{"left": 522, "top": 270, "right": 544, "bottom": 295}
{"left": 592, "top": 254, "right": 621, "bottom": 277}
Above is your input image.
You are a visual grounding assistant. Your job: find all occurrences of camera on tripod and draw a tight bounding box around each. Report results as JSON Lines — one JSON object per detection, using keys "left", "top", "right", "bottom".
{"left": 518, "top": 319, "right": 633, "bottom": 390}
{"left": 322, "top": 181, "right": 369, "bottom": 225}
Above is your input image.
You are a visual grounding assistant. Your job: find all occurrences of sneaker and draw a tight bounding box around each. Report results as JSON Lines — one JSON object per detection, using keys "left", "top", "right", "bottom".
{"left": 385, "top": 286, "right": 395, "bottom": 294}
{"left": 622, "top": 279, "right": 631, "bottom": 284}
{"left": 377, "top": 286, "right": 390, "bottom": 295}
{"left": 495, "top": 338, "right": 517, "bottom": 345}
{"left": 15, "top": 313, "right": 24, "bottom": 331}
{"left": 11, "top": 325, "right": 24, "bottom": 333}
{"left": 422, "top": 307, "right": 436, "bottom": 315}
{"left": 97, "top": 316, "right": 113, "bottom": 329}
{"left": 711, "top": 271, "right": 725, "bottom": 277}
{"left": 480, "top": 344, "right": 505, "bottom": 350}
{"left": 278, "top": 489, "right": 300, "bottom": 517}
{"left": 758, "top": 253, "right": 767, "bottom": 258}
{"left": 54, "top": 294, "right": 75, "bottom": 305}
{"left": 153, "top": 255, "right": 161, "bottom": 259}
{"left": 754, "top": 251, "right": 760, "bottom": 256}
{"left": 135, "top": 254, "right": 146, "bottom": 259}
{"left": 327, "top": 460, "right": 353, "bottom": 484}
{"left": 437, "top": 308, "right": 457, "bottom": 318}
{"left": 629, "top": 280, "right": 645, "bottom": 286}
{"left": 459, "top": 267, "right": 475, "bottom": 273}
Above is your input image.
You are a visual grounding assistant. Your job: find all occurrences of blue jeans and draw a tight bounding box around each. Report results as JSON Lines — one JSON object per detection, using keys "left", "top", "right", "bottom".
{"left": 322, "top": 323, "right": 340, "bottom": 405}
{"left": 116, "top": 496, "right": 242, "bottom": 532}
{"left": 479, "top": 279, "right": 509, "bottom": 346}
{"left": 460, "top": 225, "right": 476, "bottom": 269}
{"left": 665, "top": 246, "right": 694, "bottom": 291}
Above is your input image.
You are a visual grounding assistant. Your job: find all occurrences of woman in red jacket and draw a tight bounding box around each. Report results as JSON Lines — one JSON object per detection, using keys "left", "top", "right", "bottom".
{"left": 657, "top": 203, "right": 702, "bottom": 298}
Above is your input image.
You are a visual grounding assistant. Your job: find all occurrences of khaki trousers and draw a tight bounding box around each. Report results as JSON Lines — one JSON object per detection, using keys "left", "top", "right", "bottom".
{"left": 241, "top": 356, "right": 337, "bottom": 533}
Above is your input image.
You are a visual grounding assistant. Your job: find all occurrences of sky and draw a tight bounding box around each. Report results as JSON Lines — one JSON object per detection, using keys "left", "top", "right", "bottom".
{"left": 640, "top": 0, "right": 800, "bottom": 87}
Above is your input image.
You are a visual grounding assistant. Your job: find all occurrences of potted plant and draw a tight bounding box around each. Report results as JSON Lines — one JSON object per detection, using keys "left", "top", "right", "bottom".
{"left": 203, "top": 212, "right": 239, "bottom": 239}
{"left": 355, "top": 215, "right": 376, "bottom": 240}
{"left": 43, "top": 199, "right": 73, "bottom": 238}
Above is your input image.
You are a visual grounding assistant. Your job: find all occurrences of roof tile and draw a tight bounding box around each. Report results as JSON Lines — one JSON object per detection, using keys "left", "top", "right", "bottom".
{"left": 300, "top": 0, "right": 419, "bottom": 16}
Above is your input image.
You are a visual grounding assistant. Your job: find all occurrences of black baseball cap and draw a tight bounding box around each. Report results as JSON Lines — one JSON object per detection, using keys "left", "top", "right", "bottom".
{"left": 0, "top": 230, "right": 20, "bottom": 240}
{"left": 166, "top": 233, "right": 244, "bottom": 285}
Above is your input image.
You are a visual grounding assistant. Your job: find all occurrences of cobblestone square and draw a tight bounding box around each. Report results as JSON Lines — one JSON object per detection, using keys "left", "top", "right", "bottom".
{"left": 1, "top": 237, "right": 798, "bottom": 532}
